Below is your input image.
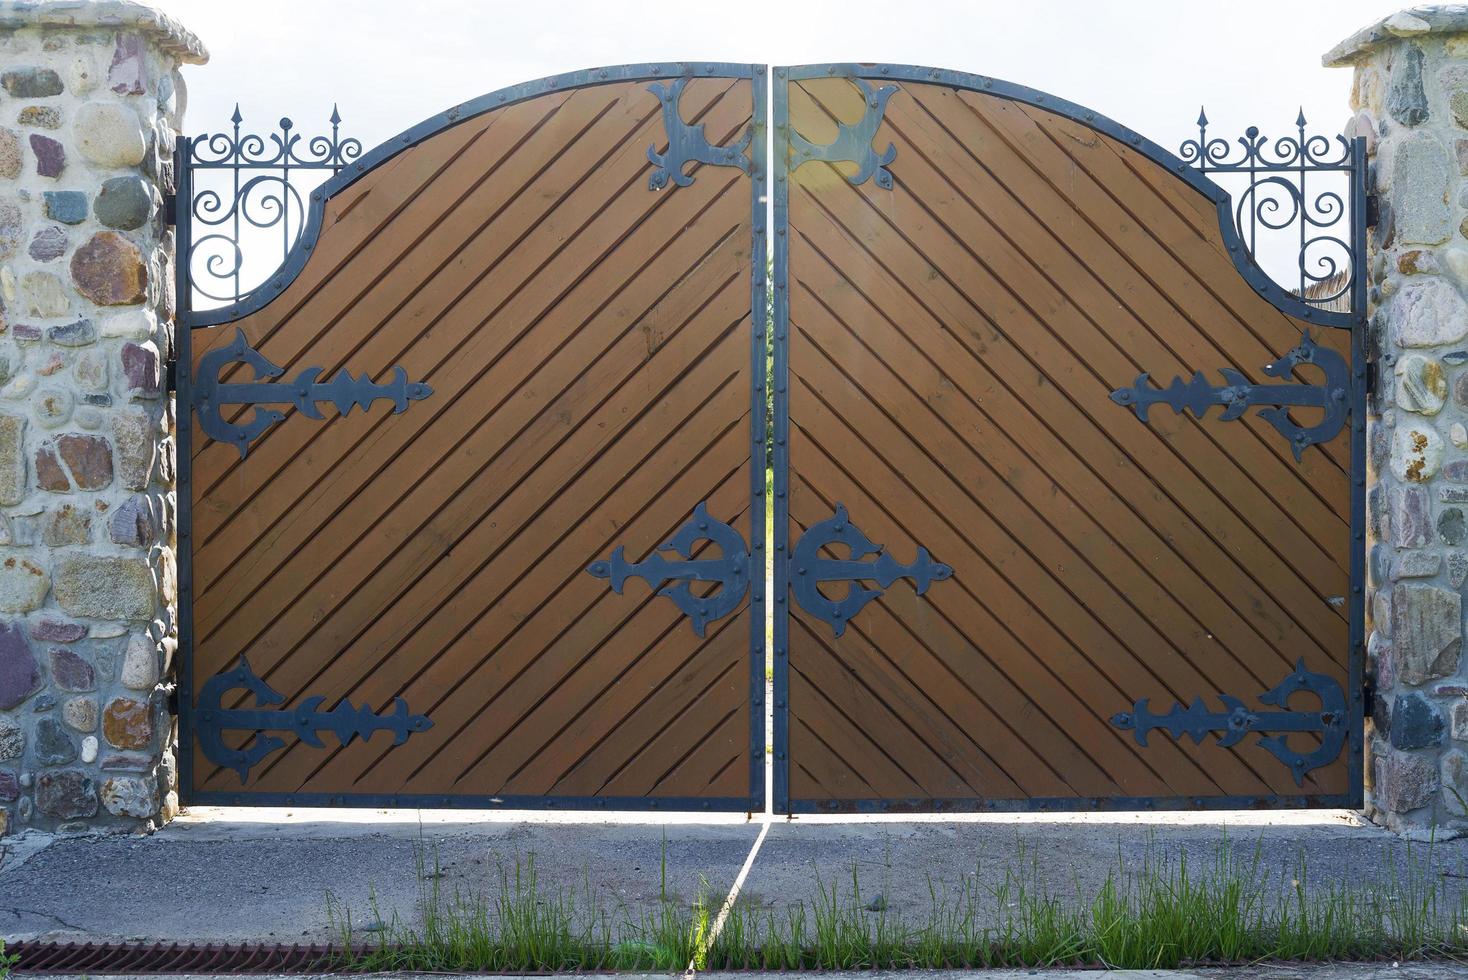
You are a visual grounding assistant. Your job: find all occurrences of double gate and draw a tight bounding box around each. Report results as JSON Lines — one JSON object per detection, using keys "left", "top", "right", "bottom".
{"left": 175, "top": 63, "right": 1366, "bottom": 813}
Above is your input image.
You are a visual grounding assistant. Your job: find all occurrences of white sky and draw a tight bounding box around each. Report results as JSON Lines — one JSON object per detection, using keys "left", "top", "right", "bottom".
{"left": 163, "top": 0, "right": 1389, "bottom": 162}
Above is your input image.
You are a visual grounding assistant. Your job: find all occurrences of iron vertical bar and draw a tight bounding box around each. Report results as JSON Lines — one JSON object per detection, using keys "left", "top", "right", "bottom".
{"left": 771, "top": 67, "right": 791, "bottom": 816}
{"left": 1298, "top": 111, "right": 1307, "bottom": 300}
{"left": 230, "top": 110, "right": 240, "bottom": 305}
{"left": 748, "top": 64, "right": 770, "bottom": 815}
{"left": 174, "top": 135, "right": 197, "bottom": 803}
{"left": 1348, "top": 134, "right": 1368, "bottom": 806}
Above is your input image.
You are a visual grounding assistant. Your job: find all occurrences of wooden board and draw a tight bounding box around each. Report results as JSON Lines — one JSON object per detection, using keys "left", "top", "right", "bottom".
{"left": 780, "top": 75, "right": 1352, "bottom": 809}
{"left": 185, "top": 75, "right": 761, "bottom": 808}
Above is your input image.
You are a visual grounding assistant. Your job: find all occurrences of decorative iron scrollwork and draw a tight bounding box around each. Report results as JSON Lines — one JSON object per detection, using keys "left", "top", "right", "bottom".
{"left": 1111, "top": 659, "right": 1346, "bottom": 786}
{"left": 1181, "top": 108, "right": 1355, "bottom": 312}
{"left": 1109, "top": 330, "right": 1348, "bottom": 460}
{"left": 197, "top": 656, "right": 433, "bottom": 784}
{"left": 788, "top": 77, "right": 898, "bottom": 189}
{"left": 646, "top": 78, "right": 753, "bottom": 191}
{"left": 587, "top": 501, "right": 750, "bottom": 636}
{"left": 789, "top": 504, "right": 951, "bottom": 637}
{"left": 187, "top": 105, "right": 362, "bottom": 311}
{"left": 195, "top": 328, "right": 433, "bottom": 458}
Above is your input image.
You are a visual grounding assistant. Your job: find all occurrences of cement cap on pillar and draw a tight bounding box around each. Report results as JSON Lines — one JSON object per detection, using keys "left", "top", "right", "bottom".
{"left": 0, "top": 1, "right": 207, "bottom": 65}
{"left": 1325, "top": 5, "right": 1468, "bottom": 66}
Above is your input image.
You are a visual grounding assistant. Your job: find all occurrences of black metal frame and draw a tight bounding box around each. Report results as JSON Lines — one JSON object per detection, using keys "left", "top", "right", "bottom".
{"left": 175, "top": 62, "right": 769, "bottom": 814}
{"left": 770, "top": 63, "right": 1366, "bottom": 815}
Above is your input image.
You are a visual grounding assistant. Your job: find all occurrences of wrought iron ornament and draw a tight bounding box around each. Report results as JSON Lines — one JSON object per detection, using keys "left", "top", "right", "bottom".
{"left": 646, "top": 77, "right": 753, "bottom": 190}
{"left": 587, "top": 501, "right": 750, "bottom": 636}
{"left": 789, "top": 504, "right": 952, "bottom": 636}
{"left": 1181, "top": 108, "right": 1355, "bottom": 311}
{"left": 187, "top": 106, "right": 362, "bottom": 310}
{"left": 195, "top": 328, "right": 433, "bottom": 457}
{"left": 1110, "top": 330, "right": 1348, "bottom": 460}
{"left": 1112, "top": 660, "right": 1346, "bottom": 785}
{"left": 787, "top": 77, "right": 898, "bottom": 189}
{"left": 197, "top": 657, "right": 433, "bottom": 784}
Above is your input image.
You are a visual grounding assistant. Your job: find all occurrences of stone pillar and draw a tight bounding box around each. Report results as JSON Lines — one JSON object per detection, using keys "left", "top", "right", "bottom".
{"left": 1326, "top": 9, "right": 1468, "bottom": 836}
{"left": 0, "top": 3, "right": 204, "bottom": 835}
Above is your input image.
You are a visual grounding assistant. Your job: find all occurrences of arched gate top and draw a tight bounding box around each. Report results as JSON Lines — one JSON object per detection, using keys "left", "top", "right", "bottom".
{"left": 180, "top": 62, "right": 764, "bottom": 328}
{"left": 777, "top": 63, "right": 1364, "bottom": 330}
{"left": 180, "top": 60, "right": 1364, "bottom": 332}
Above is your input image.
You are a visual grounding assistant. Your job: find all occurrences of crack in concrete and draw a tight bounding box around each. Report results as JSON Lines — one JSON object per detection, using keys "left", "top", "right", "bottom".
{"left": 0, "top": 832, "right": 57, "bottom": 883}
{"left": 0, "top": 905, "right": 89, "bottom": 934}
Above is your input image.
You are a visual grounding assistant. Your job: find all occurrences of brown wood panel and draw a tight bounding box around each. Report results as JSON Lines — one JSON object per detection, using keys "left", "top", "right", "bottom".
{"left": 189, "top": 77, "right": 758, "bottom": 806}
{"left": 784, "top": 76, "right": 1351, "bottom": 807}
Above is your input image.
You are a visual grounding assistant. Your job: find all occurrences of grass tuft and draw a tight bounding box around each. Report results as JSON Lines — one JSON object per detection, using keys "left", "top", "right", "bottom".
{"left": 328, "top": 832, "right": 1468, "bottom": 971}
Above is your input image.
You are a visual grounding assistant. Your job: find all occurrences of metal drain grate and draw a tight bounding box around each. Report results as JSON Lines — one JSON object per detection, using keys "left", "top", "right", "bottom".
{"left": 8, "top": 941, "right": 360, "bottom": 975}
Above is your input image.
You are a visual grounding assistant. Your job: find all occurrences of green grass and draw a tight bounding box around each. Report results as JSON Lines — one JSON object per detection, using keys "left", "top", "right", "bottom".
{"left": 327, "top": 834, "right": 1468, "bottom": 972}
{"left": 0, "top": 939, "right": 17, "bottom": 980}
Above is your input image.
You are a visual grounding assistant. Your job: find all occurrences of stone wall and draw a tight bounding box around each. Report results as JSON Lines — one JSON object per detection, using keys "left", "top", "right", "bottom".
{"left": 1327, "top": 8, "right": 1468, "bottom": 836}
{"left": 0, "top": 2, "right": 204, "bottom": 835}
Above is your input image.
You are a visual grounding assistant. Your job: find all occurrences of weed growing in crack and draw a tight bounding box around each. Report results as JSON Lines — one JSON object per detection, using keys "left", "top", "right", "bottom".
{"left": 326, "top": 831, "right": 1468, "bottom": 971}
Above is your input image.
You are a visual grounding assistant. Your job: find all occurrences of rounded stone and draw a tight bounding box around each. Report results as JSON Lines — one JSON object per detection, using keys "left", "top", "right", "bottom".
{"left": 94, "top": 175, "right": 151, "bottom": 231}
{"left": 101, "top": 775, "right": 155, "bottom": 818}
{"left": 73, "top": 102, "right": 146, "bottom": 168}
{"left": 1396, "top": 354, "right": 1447, "bottom": 414}
{"left": 54, "top": 554, "right": 154, "bottom": 620}
{"left": 80, "top": 734, "right": 97, "bottom": 764}
{"left": 1393, "top": 133, "right": 1452, "bottom": 244}
{"left": 28, "top": 225, "right": 68, "bottom": 262}
{"left": 102, "top": 696, "right": 151, "bottom": 750}
{"left": 35, "top": 770, "right": 96, "bottom": 820}
{"left": 68, "top": 55, "right": 97, "bottom": 96}
{"left": 120, "top": 632, "right": 157, "bottom": 690}
{"left": 1394, "top": 275, "right": 1468, "bottom": 349}
{"left": 2, "top": 67, "right": 63, "bottom": 99}
{"left": 0, "top": 717, "right": 22, "bottom": 759}
{"left": 0, "top": 557, "right": 49, "bottom": 614}
{"left": 33, "top": 386, "right": 73, "bottom": 429}
{"left": 1393, "top": 423, "right": 1445, "bottom": 482}
{"left": 49, "top": 647, "right": 93, "bottom": 692}
{"left": 0, "top": 200, "right": 21, "bottom": 262}
{"left": 62, "top": 696, "right": 97, "bottom": 733}
{"left": 0, "top": 127, "right": 19, "bottom": 179}
{"left": 71, "top": 231, "right": 147, "bottom": 306}
{"left": 18, "top": 271, "right": 69, "bottom": 317}
{"left": 1443, "top": 507, "right": 1468, "bottom": 546}
{"left": 1388, "top": 44, "right": 1429, "bottom": 127}
{"left": 18, "top": 106, "right": 61, "bottom": 130}
{"left": 75, "top": 349, "right": 107, "bottom": 392}
{"left": 43, "top": 190, "right": 86, "bottom": 225}
{"left": 30, "top": 133, "right": 64, "bottom": 178}
{"left": 35, "top": 717, "right": 75, "bottom": 766}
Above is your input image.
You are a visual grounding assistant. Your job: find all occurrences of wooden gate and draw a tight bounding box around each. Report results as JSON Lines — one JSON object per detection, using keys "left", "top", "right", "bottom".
{"left": 177, "top": 61, "right": 1365, "bottom": 813}
{"left": 770, "top": 65, "right": 1364, "bottom": 813}
{"left": 178, "top": 64, "right": 768, "bottom": 809}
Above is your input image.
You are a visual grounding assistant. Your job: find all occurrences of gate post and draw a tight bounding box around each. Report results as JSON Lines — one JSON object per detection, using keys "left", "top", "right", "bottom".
{"left": 1328, "top": 10, "right": 1468, "bottom": 835}
{"left": 0, "top": 2, "right": 205, "bottom": 835}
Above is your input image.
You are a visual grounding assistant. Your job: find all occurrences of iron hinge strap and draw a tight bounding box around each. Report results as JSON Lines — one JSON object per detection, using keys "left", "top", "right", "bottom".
{"left": 163, "top": 191, "right": 177, "bottom": 227}
{"left": 1364, "top": 360, "right": 1378, "bottom": 397}
{"left": 165, "top": 357, "right": 177, "bottom": 394}
{"left": 1365, "top": 193, "right": 1380, "bottom": 229}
